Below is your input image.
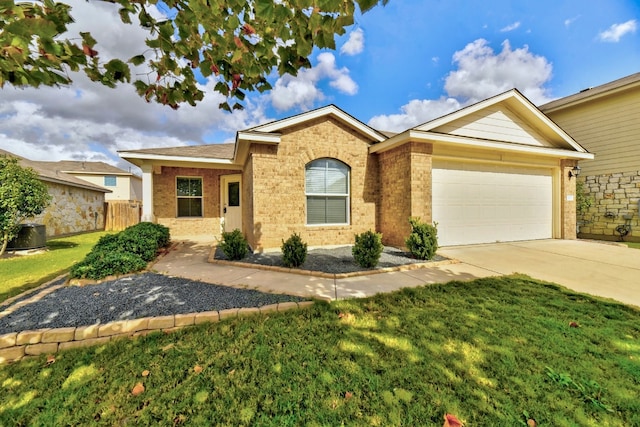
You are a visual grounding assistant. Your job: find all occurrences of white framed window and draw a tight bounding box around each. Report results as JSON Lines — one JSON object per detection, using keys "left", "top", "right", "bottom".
{"left": 305, "top": 158, "right": 350, "bottom": 225}
{"left": 176, "top": 177, "right": 203, "bottom": 217}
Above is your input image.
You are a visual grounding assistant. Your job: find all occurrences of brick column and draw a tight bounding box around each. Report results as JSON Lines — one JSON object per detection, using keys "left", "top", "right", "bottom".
{"left": 560, "top": 159, "right": 578, "bottom": 239}
{"left": 378, "top": 141, "right": 433, "bottom": 247}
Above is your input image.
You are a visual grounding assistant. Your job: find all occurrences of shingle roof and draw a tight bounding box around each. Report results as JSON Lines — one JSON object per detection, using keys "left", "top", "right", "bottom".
{"left": 0, "top": 149, "right": 110, "bottom": 193}
{"left": 121, "top": 143, "right": 235, "bottom": 159}
{"left": 539, "top": 72, "right": 640, "bottom": 112}
{"left": 44, "top": 160, "right": 133, "bottom": 175}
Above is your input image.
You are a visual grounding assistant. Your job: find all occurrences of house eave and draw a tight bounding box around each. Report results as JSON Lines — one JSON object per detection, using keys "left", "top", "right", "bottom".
{"left": 39, "top": 176, "right": 112, "bottom": 193}
{"left": 119, "top": 151, "right": 241, "bottom": 170}
{"left": 370, "top": 130, "right": 594, "bottom": 160}
{"left": 250, "top": 105, "right": 387, "bottom": 143}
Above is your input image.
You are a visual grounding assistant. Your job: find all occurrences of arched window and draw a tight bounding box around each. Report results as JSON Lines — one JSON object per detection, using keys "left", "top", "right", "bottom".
{"left": 305, "top": 159, "right": 350, "bottom": 225}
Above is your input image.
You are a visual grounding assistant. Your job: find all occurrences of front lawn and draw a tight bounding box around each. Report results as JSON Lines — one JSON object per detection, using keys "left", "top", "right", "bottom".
{"left": 1, "top": 275, "right": 638, "bottom": 426}
{"left": 624, "top": 242, "right": 640, "bottom": 250}
{"left": 0, "top": 231, "right": 107, "bottom": 303}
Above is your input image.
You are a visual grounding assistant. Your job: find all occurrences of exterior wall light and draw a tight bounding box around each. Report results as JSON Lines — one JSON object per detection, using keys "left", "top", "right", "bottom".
{"left": 568, "top": 165, "right": 581, "bottom": 179}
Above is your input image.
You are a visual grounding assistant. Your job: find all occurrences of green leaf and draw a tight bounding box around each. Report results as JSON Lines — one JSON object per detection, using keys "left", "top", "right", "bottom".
{"left": 118, "top": 7, "right": 132, "bottom": 24}
{"left": 80, "top": 31, "right": 97, "bottom": 47}
{"left": 129, "top": 54, "right": 146, "bottom": 66}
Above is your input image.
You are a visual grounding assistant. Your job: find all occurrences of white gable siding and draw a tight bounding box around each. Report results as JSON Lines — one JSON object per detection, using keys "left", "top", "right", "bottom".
{"left": 428, "top": 106, "right": 553, "bottom": 147}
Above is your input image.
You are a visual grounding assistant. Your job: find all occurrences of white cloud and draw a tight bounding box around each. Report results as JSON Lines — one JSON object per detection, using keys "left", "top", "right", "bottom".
{"left": 270, "top": 52, "right": 358, "bottom": 111}
{"left": 340, "top": 28, "right": 365, "bottom": 56}
{"left": 369, "top": 98, "right": 461, "bottom": 132}
{"left": 598, "top": 19, "right": 637, "bottom": 42}
{"left": 367, "top": 38, "right": 554, "bottom": 132}
{"left": 445, "top": 39, "right": 553, "bottom": 104}
{"left": 564, "top": 15, "right": 580, "bottom": 27}
{"left": 500, "top": 21, "right": 521, "bottom": 32}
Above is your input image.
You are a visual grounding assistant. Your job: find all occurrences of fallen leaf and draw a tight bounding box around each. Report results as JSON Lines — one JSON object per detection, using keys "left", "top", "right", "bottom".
{"left": 141, "top": 370, "right": 150, "bottom": 377}
{"left": 228, "top": 369, "right": 236, "bottom": 377}
{"left": 46, "top": 355, "right": 56, "bottom": 365}
{"left": 527, "top": 419, "right": 537, "bottom": 427}
{"left": 569, "top": 321, "right": 580, "bottom": 328}
{"left": 193, "top": 365, "right": 203, "bottom": 374}
{"left": 162, "top": 343, "right": 175, "bottom": 352}
{"left": 344, "top": 391, "right": 353, "bottom": 400}
{"left": 443, "top": 413, "right": 463, "bottom": 427}
{"left": 131, "top": 382, "right": 145, "bottom": 396}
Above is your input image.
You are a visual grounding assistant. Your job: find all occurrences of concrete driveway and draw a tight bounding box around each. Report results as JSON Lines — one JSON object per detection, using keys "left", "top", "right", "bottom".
{"left": 438, "top": 239, "right": 640, "bottom": 308}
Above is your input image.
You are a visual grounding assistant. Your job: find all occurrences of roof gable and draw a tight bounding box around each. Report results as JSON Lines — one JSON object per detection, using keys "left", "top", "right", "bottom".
{"left": 413, "top": 89, "right": 586, "bottom": 152}
{"left": 247, "top": 104, "right": 387, "bottom": 142}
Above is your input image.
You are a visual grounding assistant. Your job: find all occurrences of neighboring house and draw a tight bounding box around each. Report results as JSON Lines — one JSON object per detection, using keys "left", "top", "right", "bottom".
{"left": 44, "top": 160, "right": 142, "bottom": 202}
{"left": 119, "top": 89, "right": 592, "bottom": 250}
{"left": 0, "top": 149, "right": 109, "bottom": 237}
{"left": 540, "top": 73, "right": 640, "bottom": 242}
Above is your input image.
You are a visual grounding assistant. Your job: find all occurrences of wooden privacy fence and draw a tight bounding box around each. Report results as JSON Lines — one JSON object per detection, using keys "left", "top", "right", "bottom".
{"left": 105, "top": 201, "right": 141, "bottom": 231}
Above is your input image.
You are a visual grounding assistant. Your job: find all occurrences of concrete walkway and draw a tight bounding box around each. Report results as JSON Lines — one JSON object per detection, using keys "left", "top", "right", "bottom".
{"left": 152, "top": 239, "right": 640, "bottom": 308}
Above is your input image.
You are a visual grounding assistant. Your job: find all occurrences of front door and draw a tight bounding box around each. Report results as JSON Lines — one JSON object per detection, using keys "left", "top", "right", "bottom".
{"left": 221, "top": 174, "right": 242, "bottom": 233}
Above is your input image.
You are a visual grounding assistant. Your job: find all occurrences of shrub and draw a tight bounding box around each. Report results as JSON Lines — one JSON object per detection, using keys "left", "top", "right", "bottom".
{"left": 352, "top": 230, "right": 383, "bottom": 268}
{"left": 125, "top": 222, "right": 171, "bottom": 248}
{"left": 219, "top": 228, "right": 248, "bottom": 260}
{"left": 405, "top": 217, "right": 438, "bottom": 260}
{"left": 92, "top": 233, "right": 122, "bottom": 253}
{"left": 281, "top": 233, "right": 307, "bottom": 268}
{"left": 117, "top": 232, "right": 158, "bottom": 262}
{"left": 69, "top": 251, "right": 147, "bottom": 280}
{"left": 68, "top": 222, "right": 171, "bottom": 280}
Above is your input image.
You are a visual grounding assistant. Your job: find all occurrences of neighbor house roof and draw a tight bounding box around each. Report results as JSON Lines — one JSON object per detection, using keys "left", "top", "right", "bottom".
{"left": 0, "top": 149, "right": 111, "bottom": 193}
{"left": 45, "top": 160, "right": 137, "bottom": 176}
{"left": 539, "top": 72, "right": 640, "bottom": 113}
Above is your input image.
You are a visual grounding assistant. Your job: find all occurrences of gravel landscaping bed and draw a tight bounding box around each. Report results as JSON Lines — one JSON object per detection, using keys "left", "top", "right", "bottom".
{"left": 0, "top": 273, "right": 305, "bottom": 335}
{"left": 215, "top": 245, "right": 447, "bottom": 274}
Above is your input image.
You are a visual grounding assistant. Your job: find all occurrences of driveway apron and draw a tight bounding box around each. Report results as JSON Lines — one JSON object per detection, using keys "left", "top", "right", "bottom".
{"left": 438, "top": 239, "right": 640, "bottom": 308}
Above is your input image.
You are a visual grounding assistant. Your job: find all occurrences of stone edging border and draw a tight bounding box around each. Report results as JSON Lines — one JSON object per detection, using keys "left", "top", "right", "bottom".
{"left": 208, "top": 246, "right": 460, "bottom": 279}
{"left": 0, "top": 300, "right": 315, "bottom": 364}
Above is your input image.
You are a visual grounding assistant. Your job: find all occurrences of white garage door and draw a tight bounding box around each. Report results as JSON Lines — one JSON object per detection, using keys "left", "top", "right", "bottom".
{"left": 432, "top": 160, "right": 553, "bottom": 246}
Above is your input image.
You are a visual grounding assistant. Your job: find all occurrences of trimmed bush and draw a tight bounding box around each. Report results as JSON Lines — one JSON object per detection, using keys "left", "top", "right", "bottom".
{"left": 352, "top": 230, "right": 383, "bottom": 268}
{"left": 125, "top": 222, "right": 171, "bottom": 248}
{"left": 70, "top": 251, "right": 147, "bottom": 280}
{"left": 405, "top": 217, "right": 438, "bottom": 260}
{"left": 281, "top": 233, "right": 307, "bottom": 268}
{"left": 219, "top": 228, "right": 248, "bottom": 260}
{"left": 68, "top": 222, "right": 171, "bottom": 280}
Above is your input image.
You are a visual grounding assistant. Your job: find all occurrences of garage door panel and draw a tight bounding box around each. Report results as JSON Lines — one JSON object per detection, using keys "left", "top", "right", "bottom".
{"left": 433, "top": 161, "right": 553, "bottom": 246}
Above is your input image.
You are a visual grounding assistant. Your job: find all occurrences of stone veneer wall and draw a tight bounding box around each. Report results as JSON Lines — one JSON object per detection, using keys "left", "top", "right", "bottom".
{"left": 153, "top": 166, "right": 237, "bottom": 240}
{"left": 578, "top": 171, "right": 640, "bottom": 242}
{"left": 30, "top": 182, "right": 105, "bottom": 237}
{"left": 247, "top": 117, "right": 379, "bottom": 251}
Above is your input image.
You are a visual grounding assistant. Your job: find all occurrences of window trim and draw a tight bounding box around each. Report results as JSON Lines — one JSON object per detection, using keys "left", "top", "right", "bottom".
{"left": 104, "top": 175, "right": 117, "bottom": 187}
{"left": 176, "top": 176, "right": 204, "bottom": 218}
{"left": 305, "top": 158, "right": 350, "bottom": 226}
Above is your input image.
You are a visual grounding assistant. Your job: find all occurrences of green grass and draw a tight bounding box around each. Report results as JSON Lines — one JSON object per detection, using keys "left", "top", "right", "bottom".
{"left": 624, "top": 242, "right": 640, "bottom": 250}
{"left": 0, "top": 231, "right": 107, "bottom": 303}
{"left": 1, "top": 275, "right": 639, "bottom": 426}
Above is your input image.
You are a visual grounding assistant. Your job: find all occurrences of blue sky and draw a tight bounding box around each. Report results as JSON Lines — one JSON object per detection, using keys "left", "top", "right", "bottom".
{"left": 0, "top": 0, "right": 638, "bottom": 169}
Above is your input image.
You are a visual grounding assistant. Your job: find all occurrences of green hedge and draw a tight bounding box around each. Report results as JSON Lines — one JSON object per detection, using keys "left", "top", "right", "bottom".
{"left": 69, "top": 222, "right": 171, "bottom": 280}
